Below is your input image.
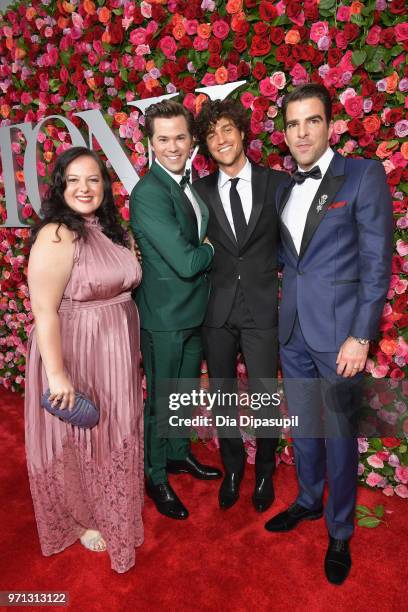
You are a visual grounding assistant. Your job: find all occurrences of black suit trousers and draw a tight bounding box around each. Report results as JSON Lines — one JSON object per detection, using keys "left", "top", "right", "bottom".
{"left": 202, "top": 283, "right": 279, "bottom": 476}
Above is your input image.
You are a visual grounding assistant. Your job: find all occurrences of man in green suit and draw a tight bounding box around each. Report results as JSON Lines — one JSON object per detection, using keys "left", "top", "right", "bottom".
{"left": 130, "top": 100, "right": 222, "bottom": 520}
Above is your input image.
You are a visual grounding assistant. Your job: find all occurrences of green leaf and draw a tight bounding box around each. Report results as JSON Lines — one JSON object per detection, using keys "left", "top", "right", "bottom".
{"left": 350, "top": 14, "right": 364, "bottom": 26}
{"left": 370, "top": 438, "right": 383, "bottom": 451}
{"left": 318, "top": 0, "right": 336, "bottom": 10}
{"left": 355, "top": 504, "right": 371, "bottom": 516}
{"left": 120, "top": 69, "right": 128, "bottom": 83}
{"left": 352, "top": 50, "right": 367, "bottom": 67}
{"left": 374, "top": 505, "right": 385, "bottom": 518}
{"left": 358, "top": 516, "right": 381, "bottom": 528}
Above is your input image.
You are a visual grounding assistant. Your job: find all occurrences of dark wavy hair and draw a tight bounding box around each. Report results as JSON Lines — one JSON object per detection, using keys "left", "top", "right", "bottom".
{"left": 30, "top": 146, "right": 128, "bottom": 247}
{"left": 194, "top": 99, "right": 250, "bottom": 157}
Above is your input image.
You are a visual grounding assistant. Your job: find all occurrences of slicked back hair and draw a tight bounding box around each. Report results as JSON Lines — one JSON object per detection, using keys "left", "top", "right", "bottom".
{"left": 282, "top": 84, "right": 332, "bottom": 128}
{"left": 144, "top": 100, "right": 194, "bottom": 140}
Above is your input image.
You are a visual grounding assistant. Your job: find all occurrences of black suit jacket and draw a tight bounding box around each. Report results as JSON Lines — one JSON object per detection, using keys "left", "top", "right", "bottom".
{"left": 193, "top": 163, "right": 286, "bottom": 329}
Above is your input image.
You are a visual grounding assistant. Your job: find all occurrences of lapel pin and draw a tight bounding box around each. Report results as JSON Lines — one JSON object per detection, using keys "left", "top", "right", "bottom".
{"left": 316, "top": 194, "right": 328, "bottom": 213}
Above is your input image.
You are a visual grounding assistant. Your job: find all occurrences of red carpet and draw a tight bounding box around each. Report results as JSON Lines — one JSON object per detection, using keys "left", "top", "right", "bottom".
{"left": 0, "top": 388, "right": 406, "bottom": 612}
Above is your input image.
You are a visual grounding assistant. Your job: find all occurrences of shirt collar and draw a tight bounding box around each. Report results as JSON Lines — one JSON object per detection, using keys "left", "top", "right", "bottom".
{"left": 156, "top": 159, "right": 185, "bottom": 185}
{"left": 218, "top": 158, "right": 251, "bottom": 189}
{"left": 297, "top": 147, "right": 334, "bottom": 177}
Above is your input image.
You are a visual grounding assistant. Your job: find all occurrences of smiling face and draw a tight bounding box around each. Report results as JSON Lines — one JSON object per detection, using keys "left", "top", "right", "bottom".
{"left": 205, "top": 116, "right": 246, "bottom": 177}
{"left": 150, "top": 115, "right": 193, "bottom": 175}
{"left": 63, "top": 155, "right": 104, "bottom": 217}
{"left": 284, "top": 97, "right": 333, "bottom": 170}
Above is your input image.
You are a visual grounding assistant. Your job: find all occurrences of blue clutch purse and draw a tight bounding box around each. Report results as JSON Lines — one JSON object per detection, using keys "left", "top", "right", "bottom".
{"left": 41, "top": 389, "right": 99, "bottom": 429}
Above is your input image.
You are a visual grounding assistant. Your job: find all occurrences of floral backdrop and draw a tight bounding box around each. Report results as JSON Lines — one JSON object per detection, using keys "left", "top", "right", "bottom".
{"left": 0, "top": 0, "right": 407, "bottom": 496}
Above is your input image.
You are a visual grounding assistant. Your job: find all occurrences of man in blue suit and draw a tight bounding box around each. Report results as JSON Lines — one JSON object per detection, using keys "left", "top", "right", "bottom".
{"left": 264, "top": 84, "right": 393, "bottom": 585}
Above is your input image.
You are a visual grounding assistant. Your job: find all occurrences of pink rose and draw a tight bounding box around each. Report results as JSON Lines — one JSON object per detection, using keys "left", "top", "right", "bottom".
{"left": 366, "top": 471, "right": 383, "bottom": 487}
{"left": 241, "top": 92, "right": 254, "bottom": 109}
{"left": 324, "top": 67, "right": 343, "bottom": 88}
{"left": 382, "top": 485, "right": 394, "bottom": 497}
{"left": 185, "top": 20, "right": 198, "bottom": 36}
{"left": 396, "top": 239, "right": 408, "bottom": 256}
{"left": 336, "top": 6, "right": 350, "bottom": 21}
{"left": 213, "top": 20, "right": 230, "bottom": 40}
{"left": 333, "top": 120, "right": 348, "bottom": 135}
{"left": 395, "top": 23, "right": 408, "bottom": 42}
{"left": 270, "top": 71, "right": 286, "bottom": 90}
{"left": 290, "top": 63, "right": 308, "bottom": 86}
{"left": 159, "top": 35, "right": 177, "bottom": 60}
{"left": 339, "top": 51, "right": 355, "bottom": 74}
{"left": 310, "top": 21, "right": 329, "bottom": 44}
{"left": 129, "top": 28, "right": 146, "bottom": 46}
{"left": 193, "top": 36, "right": 209, "bottom": 51}
{"left": 345, "top": 96, "right": 364, "bottom": 118}
{"left": 201, "top": 73, "right": 216, "bottom": 86}
{"left": 259, "top": 78, "right": 278, "bottom": 99}
{"left": 367, "top": 454, "right": 384, "bottom": 469}
{"left": 395, "top": 465, "right": 408, "bottom": 484}
{"left": 372, "top": 365, "right": 389, "bottom": 378}
{"left": 366, "top": 25, "right": 382, "bottom": 46}
{"left": 395, "top": 484, "right": 408, "bottom": 498}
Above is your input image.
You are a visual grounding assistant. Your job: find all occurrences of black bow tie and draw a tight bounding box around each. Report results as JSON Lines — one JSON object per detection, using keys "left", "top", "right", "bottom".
{"left": 292, "top": 166, "right": 322, "bottom": 184}
{"left": 180, "top": 169, "right": 191, "bottom": 190}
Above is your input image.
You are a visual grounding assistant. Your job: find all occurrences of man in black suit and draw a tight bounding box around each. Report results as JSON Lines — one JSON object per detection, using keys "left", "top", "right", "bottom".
{"left": 194, "top": 100, "right": 286, "bottom": 512}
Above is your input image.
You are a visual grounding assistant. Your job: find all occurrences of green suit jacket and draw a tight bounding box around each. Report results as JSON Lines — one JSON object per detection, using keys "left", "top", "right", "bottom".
{"left": 130, "top": 162, "right": 213, "bottom": 331}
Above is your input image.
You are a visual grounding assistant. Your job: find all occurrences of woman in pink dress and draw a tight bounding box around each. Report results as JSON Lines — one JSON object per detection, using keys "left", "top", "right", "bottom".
{"left": 25, "top": 146, "right": 144, "bottom": 573}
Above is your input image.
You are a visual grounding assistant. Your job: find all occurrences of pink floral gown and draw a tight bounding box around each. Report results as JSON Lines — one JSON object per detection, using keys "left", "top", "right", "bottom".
{"left": 25, "top": 217, "right": 144, "bottom": 573}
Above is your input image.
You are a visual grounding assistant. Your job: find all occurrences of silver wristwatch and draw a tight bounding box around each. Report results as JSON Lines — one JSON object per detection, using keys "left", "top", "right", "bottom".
{"left": 351, "top": 336, "right": 369, "bottom": 346}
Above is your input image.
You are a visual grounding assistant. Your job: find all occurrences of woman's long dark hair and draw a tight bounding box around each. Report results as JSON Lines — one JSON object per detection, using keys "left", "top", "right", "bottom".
{"left": 30, "top": 146, "right": 128, "bottom": 247}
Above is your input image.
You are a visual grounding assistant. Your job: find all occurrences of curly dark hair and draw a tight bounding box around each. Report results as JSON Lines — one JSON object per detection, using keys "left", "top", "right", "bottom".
{"left": 30, "top": 146, "right": 128, "bottom": 247}
{"left": 194, "top": 99, "right": 250, "bottom": 157}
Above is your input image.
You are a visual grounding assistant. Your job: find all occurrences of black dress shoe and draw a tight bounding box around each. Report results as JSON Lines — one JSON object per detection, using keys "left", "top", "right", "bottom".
{"left": 252, "top": 476, "right": 275, "bottom": 513}
{"left": 146, "top": 479, "right": 189, "bottom": 520}
{"left": 218, "top": 472, "right": 242, "bottom": 509}
{"left": 167, "top": 452, "right": 222, "bottom": 480}
{"left": 324, "top": 536, "right": 351, "bottom": 585}
{"left": 264, "top": 502, "right": 323, "bottom": 532}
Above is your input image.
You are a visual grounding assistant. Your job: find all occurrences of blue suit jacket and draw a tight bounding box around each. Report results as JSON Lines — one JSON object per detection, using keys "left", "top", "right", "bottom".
{"left": 277, "top": 152, "right": 393, "bottom": 352}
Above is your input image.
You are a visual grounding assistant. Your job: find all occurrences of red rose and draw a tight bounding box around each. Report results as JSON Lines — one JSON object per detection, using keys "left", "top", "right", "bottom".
{"left": 250, "top": 35, "right": 271, "bottom": 57}
{"left": 259, "top": 1, "right": 277, "bottom": 21}
{"left": 270, "top": 27, "right": 285, "bottom": 45}
{"left": 361, "top": 80, "right": 376, "bottom": 97}
{"left": 208, "top": 54, "right": 222, "bottom": 68}
{"left": 276, "top": 45, "right": 291, "bottom": 61}
{"left": 362, "top": 115, "right": 381, "bottom": 134}
{"left": 208, "top": 38, "right": 222, "bottom": 54}
{"left": 380, "top": 28, "right": 396, "bottom": 48}
{"left": 371, "top": 93, "right": 386, "bottom": 112}
{"left": 328, "top": 49, "right": 342, "bottom": 67}
{"left": 358, "top": 134, "right": 375, "bottom": 148}
{"left": 286, "top": 1, "right": 302, "bottom": 18}
{"left": 267, "top": 152, "right": 283, "bottom": 168}
{"left": 179, "top": 35, "right": 193, "bottom": 50}
{"left": 254, "top": 22, "right": 269, "bottom": 37}
{"left": 347, "top": 118, "right": 365, "bottom": 137}
{"left": 304, "top": 0, "right": 318, "bottom": 20}
{"left": 253, "top": 96, "right": 269, "bottom": 111}
{"left": 386, "top": 108, "right": 403, "bottom": 124}
{"left": 387, "top": 168, "right": 403, "bottom": 185}
{"left": 381, "top": 437, "right": 402, "bottom": 448}
{"left": 252, "top": 109, "right": 265, "bottom": 123}
{"left": 344, "top": 23, "right": 360, "bottom": 42}
{"left": 234, "top": 36, "right": 248, "bottom": 52}
{"left": 245, "top": 0, "right": 257, "bottom": 7}
{"left": 238, "top": 60, "right": 251, "bottom": 77}
{"left": 253, "top": 62, "right": 267, "bottom": 80}
{"left": 181, "top": 76, "right": 197, "bottom": 93}
{"left": 345, "top": 96, "right": 364, "bottom": 118}
{"left": 390, "top": 0, "right": 406, "bottom": 13}
{"left": 247, "top": 147, "right": 262, "bottom": 163}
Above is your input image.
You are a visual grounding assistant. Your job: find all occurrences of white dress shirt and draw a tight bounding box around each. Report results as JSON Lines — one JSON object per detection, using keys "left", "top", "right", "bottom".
{"left": 218, "top": 158, "right": 252, "bottom": 239}
{"left": 281, "top": 147, "right": 334, "bottom": 254}
{"left": 156, "top": 159, "right": 202, "bottom": 238}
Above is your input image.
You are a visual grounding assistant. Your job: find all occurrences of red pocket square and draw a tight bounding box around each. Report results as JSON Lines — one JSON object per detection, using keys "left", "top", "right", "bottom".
{"left": 327, "top": 200, "right": 348, "bottom": 210}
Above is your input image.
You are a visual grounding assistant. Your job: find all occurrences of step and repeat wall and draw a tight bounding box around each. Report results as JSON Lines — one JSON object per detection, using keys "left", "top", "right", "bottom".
{"left": 0, "top": 0, "right": 407, "bottom": 493}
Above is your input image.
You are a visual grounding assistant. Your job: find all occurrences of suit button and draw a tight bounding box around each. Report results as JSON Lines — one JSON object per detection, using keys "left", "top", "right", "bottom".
{"left": 239, "top": 257, "right": 243, "bottom": 261}
{"left": 298, "top": 271, "right": 303, "bottom": 275}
